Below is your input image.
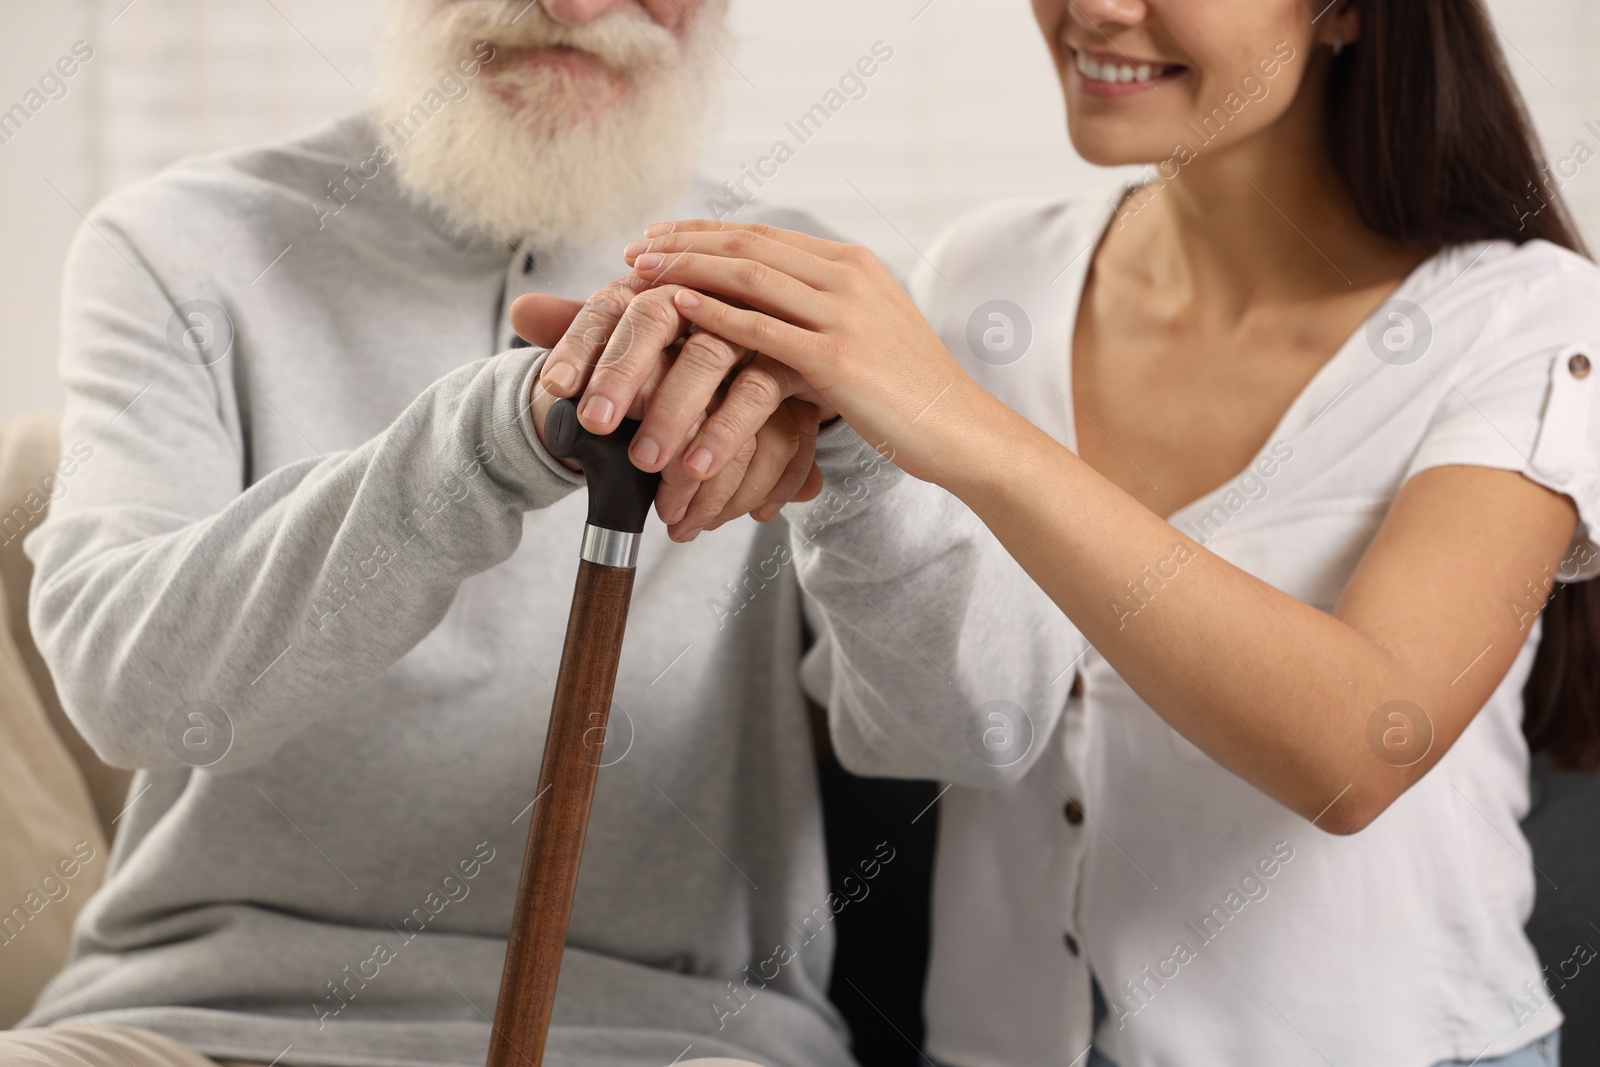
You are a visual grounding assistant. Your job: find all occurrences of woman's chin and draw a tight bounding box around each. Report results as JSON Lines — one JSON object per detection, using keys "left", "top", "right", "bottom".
{"left": 1064, "top": 128, "right": 1169, "bottom": 171}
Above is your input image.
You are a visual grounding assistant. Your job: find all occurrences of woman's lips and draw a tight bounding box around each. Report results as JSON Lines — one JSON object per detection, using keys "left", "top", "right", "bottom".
{"left": 1068, "top": 47, "right": 1188, "bottom": 98}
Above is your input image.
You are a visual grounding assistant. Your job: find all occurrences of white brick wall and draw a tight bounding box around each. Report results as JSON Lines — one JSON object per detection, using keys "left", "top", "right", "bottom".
{"left": 1, "top": 0, "right": 1596, "bottom": 416}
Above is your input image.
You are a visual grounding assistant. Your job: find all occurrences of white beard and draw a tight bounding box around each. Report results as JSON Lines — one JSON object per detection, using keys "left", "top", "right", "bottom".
{"left": 372, "top": 0, "right": 723, "bottom": 251}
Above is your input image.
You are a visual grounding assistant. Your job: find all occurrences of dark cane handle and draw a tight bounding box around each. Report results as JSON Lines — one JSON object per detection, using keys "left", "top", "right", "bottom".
{"left": 543, "top": 398, "right": 660, "bottom": 534}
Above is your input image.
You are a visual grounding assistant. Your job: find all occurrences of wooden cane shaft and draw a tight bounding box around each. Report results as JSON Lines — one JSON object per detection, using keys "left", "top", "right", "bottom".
{"left": 486, "top": 559, "right": 636, "bottom": 1067}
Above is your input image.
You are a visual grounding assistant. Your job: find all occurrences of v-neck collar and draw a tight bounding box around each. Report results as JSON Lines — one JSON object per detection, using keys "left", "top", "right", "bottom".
{"left": 1046, "top": 182, "right": 1453, "bottom": 529}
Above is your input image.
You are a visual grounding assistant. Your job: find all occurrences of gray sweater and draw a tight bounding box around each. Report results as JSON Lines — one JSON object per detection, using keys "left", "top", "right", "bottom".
{"left": 22, "top": 112, "right": 859, "bottom": 1067}
{"left": 22, "top": 112, "right": 1076, "bottom": 1067}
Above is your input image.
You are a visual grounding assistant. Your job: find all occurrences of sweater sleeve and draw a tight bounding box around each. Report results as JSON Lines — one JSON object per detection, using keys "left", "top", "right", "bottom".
{"left": 790, "top": 421, "right": 1087, "bottom": 787}
{"left": 25, "top": 213, "right": 585, "bottom": 773}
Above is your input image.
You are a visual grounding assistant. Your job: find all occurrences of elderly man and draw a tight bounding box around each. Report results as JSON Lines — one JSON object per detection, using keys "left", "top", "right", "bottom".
{"left": 4, "top": 1, "right": 852, "bottom": 1064}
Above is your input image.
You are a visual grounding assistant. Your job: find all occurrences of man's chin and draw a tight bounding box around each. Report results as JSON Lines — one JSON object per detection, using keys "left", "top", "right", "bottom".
{"left": 371, "top": 2, "right": 723, "bottom": 251}
{"left": 484, "top": 73, "right": 632, "bottom": 133}
{"left": 375, "top": 77, "right": 710, "bottom": 252}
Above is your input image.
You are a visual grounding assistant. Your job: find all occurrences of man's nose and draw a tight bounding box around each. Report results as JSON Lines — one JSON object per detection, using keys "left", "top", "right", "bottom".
{"left": 540, "top": 0, "right": 634, "bottom": 25}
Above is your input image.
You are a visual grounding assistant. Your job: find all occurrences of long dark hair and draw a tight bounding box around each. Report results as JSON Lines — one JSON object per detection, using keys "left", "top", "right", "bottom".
{"left": 1326, "top": 0, "right": 1600, "bottom": 770}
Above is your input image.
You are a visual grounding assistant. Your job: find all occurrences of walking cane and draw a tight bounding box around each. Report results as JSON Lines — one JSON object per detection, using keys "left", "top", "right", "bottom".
{"left": 486, "top": 397, "right": 661, "bottom": 1067}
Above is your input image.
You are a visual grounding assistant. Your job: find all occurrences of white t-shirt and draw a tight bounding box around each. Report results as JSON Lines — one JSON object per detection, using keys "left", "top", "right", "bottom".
{"left": 906, "top": 189, "right": 1600, "bottom": 1067}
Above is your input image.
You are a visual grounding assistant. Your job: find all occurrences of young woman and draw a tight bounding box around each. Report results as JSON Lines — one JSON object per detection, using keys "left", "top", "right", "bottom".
{"left": 534, "top": 0, "right": 1600, "bottom": 1063}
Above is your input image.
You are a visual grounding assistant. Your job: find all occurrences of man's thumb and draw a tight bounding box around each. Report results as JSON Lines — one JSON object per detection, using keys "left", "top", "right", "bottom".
{"left": 509, "top": 293, "right": 585, "bottom": 349}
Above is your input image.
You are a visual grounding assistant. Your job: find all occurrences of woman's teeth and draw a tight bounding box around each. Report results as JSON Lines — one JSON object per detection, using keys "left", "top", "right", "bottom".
{"left": 1073, "top": 51, "right": 1174, "bottom": 84}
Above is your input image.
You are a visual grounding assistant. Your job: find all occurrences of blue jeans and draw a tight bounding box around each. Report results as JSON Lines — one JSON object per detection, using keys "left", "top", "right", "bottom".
{"left": 1441, "top": 1029, "right": 1560, "bottom": 1067}
{"left": 1081, "top": 1028, "right": 1558, "bottom": 1067}
{"left": 933, "top": 1030, "right": 1558, "bottom": 1067}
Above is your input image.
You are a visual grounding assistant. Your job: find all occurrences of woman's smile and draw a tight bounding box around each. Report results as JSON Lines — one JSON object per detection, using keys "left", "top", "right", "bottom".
{"left": 1066, "top": 45, "right": 1188, "bottom": 97}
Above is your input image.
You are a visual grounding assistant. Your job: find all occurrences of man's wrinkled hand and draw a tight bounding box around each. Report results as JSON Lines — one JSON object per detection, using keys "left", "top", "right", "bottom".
{"left": 511, "top": 282, "right": 823, "bottom": 540}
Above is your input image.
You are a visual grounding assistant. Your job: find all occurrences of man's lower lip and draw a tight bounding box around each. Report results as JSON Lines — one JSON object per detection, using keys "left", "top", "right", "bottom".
{"left": 1071, "top": 65, "right": 1185, "bottom": 98}
{"left": 497, "top": 46, "right": 608, "bottom": 76}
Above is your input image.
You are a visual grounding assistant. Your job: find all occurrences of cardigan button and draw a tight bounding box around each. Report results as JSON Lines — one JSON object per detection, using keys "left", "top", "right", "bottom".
{"left": 1063, "top": 932, "right": 1081, "bottom": 956}
{"left": 1570, "top": 353, "right": 1592, "bottom": 379}
{"left": 1069, "top": 671, "right": 1084, "bottom": 697}
{"left": 1064, "top": 798, "right": 1085, "bottom": 826}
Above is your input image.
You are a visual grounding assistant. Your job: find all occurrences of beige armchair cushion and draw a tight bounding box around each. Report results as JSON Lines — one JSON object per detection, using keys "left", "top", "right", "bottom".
{"left": 0, "top": 415, "right": 126, "bottom": 1027}
{"left": 0, "top": 415, "right": 132, "bottom": 836}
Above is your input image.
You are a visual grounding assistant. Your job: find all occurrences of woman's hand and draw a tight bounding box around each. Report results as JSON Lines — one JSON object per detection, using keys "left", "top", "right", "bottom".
{"left": 622, "top": 220, "right": 1003, "bottom": 489}
{"left": 512, "top": 284, "right": 823, "bottom": 539}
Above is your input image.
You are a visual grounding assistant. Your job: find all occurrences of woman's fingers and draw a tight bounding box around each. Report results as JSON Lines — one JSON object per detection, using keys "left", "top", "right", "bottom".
{"left": 626, "top": 225, "right": 846, "bottom": 292}
{"left": 669, "top": 289, "right": 834, "bottom": 384}
{"left": 641, "top": 219, "right": 853, "bottom": 262}
{"left": 632, "top": 249, "right": 834, "bottom": 328}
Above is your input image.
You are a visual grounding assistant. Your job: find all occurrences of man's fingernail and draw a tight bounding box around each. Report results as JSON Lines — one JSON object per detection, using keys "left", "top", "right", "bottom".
{"left": 683, "top": 527, "right": 703, "bottom": 542}
{"left": 686, "top": 447, "right": 714, "bottom": 476}
{"left": 644, "top": 223, "right": 675, "bottom": 238}
{"left": 668, "top": 505, "right": 688, "bottom": 524}
{"left": 542, "top": 361, "right": 576, "bottom": 392}
{"left": 632, "top": 436, "right": 660, "bottom": 468}
{"left": 581, "top": 396, "right": 615, "bottom": 425}
{"left": 623, "top": 240, "right": 650, "bottom": 259}
{"left": 634, "top": 252, "right": 665, "bottom": 272}
{"left": 675, "top": 289, "right": 701, "bottom": 309}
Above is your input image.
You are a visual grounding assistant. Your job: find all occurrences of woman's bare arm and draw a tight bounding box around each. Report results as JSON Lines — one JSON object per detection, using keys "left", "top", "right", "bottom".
{"left": 617, "top": 219, "right": 1581, "bottom": 831}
